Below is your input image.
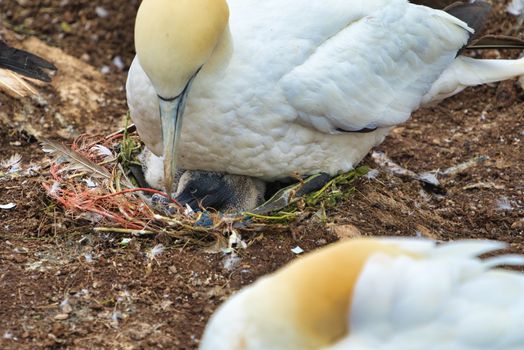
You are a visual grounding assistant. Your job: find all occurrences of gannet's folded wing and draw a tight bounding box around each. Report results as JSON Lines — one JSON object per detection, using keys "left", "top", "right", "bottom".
{"left": 280, "top": 2, "right": 471, "bottom": 134}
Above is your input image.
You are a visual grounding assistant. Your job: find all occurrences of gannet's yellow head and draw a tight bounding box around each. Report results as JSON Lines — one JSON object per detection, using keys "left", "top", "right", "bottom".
{"left": 135, "top": 0, "right": 229, "bottom": 98}
{"left": 134, "top": 0, "right": 229, "bottom": 197}
{"left": 199, "top": 238, "right": 416, "bottom": 350}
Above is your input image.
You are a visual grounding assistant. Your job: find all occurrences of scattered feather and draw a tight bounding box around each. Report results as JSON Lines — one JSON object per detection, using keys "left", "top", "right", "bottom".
{"left": 373, "top": 151, "right": 488, "bottom": 195}
{"left": 60, "top": 299, "right": 73, "bottom": 314}
{"left": 95, "top": 6, "right": 109, "bottom": 18}
{"left": 112, "top": 56, "right": 125, "bottom": 71}
{"left": 372, "top": 151, "right": 419, "bottom": 178}
{"left": 90, "top": 144, "right": 113, "bottom": 158}
{"left": 223, "top": 253, "right": 241, "bottom": 271}
{"left": 79, "top": 212, "right": 104, "bottom": 224}
{"left": 41, "top": 139, "right": 111, "bottom": 179}
{"left": 13, "top": 247, "right": 28, "bottom": 254}
{"left": 149, "top": 244, "right": 165, "bottom": 259}
{"left": 418, "top": 172, "right": 440, "bottom": 186}
{"left": 47, "top": 181, "right": 61, "bottom": 196}
{"left": 8, "top": 163, "right": 20, "bottom": 174}
{"left": 1, "top": 153, "right": 22, "bottom": 171}
{"left": 463, "top": 181, "right": 505, "bottom": 190}
{"left": 291, "top": 246, "right": 304, "bottom": 255}
{"left": 25, "top": 164, "right": 42, "bottom": 176}
{"left": 228, "top": 230, "right": 246, "bottom": 250}
{"left": 120, "top": 238, "right": 133, "bottom": 246}
{"left": 111, "top": 311, "right": 122, "bottom": 323}
{"left": 84, "top": 253, "right": 94, "bottom": 263}
{"left": 439, "top": 155, "right": 488, "bottom": 176}
{"left": 0, "top": 203, "right": 16, "bottom": 210}
{"left": 496, "top": 197, "right": 514, "bottom": 211}
{"left": 83, "top": 178, "right": 97, "bottom": 188}
{"left": 184, "top": 204, "right": 194, "bottom": 216}
{"left": 365, "top": 169, "right": 379, "bottom": 180}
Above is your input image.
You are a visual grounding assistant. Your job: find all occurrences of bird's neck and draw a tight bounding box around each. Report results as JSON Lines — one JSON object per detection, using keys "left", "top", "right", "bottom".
{"left": 202, "top": 25, "right": 233, "bottom": 77}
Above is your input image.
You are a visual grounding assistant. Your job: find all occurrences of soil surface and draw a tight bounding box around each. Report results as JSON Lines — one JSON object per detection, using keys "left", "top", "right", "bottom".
{"left": 1, "top": 1, "right": 523, "bottom": 349}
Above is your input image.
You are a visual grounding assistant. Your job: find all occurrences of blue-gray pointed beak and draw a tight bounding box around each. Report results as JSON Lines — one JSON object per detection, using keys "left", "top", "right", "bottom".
{"left": 158, "top": 72, "right": 199, "bottom": 198}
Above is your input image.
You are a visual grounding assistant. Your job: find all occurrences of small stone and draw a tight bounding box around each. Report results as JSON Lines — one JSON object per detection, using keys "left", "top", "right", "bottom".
{"left": 112, "top": 56, "right": 125, "bottom": 70}
{"left": 95, "top": 6, "right": 109, "bottom": 18}
{"left": 331, "top": 224, "right": 362, "bottom": 240}
{"left": 316, "top": 238, "right": 327, "bottom": 246}
{"left": 511, "top": 219, "right": 524, "bottom": 230}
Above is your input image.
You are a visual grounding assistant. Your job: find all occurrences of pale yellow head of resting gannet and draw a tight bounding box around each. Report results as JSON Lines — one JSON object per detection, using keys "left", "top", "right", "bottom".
{"left": 199, "top": 239, "right": 414, "bottom": 350}
{"left": 134, "top": 0, "right": 229, "bottom": 196}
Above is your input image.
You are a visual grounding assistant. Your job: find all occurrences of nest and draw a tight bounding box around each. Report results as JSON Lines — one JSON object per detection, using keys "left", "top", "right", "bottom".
{"left": 41, "top": 129, "right": 367, "bottom": 248}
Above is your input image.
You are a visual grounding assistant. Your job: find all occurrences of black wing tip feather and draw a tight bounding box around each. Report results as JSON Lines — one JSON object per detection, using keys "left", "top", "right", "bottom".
{"left": 411, "top": 1, "right": 524, "bottom": 51}
{"left": 444, "top": 1, "right": 492, "bottom": 39}
{"left": 0, "top": 39, "right": 57, "bottom": 82}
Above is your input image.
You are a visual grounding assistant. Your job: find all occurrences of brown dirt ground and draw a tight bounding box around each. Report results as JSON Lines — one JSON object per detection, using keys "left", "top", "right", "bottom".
{"left": 0, "top": 1, "right": 523, "bottom": 349}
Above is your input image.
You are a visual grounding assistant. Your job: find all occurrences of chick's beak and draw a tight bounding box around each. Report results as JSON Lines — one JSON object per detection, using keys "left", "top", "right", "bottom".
{"left": 158, "top": 73, "right": 198, "bottom": 198}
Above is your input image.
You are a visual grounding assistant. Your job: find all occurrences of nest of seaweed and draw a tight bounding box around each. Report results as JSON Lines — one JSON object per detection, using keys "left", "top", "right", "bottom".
{"left": 41, "top": 128, "right": 367, "bottom": 248}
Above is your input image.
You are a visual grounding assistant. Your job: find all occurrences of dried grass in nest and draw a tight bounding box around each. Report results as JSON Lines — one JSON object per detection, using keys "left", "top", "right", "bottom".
{"left": 41, "top": 132, "right": 366, "bottom": 247}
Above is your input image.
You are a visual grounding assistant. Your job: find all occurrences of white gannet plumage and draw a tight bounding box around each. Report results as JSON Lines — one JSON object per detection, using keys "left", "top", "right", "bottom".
{"left": 127, "top": 0, "right": 524, "bottom": 192}
{"left": 507, "top": 0, "right": 524, "bottom": 29}
{"left": 199, "top": 238, "right": 524, "bottom": 350}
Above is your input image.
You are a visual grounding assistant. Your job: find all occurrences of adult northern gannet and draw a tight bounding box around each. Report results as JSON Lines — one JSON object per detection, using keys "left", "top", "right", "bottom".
{"left": 127, "top": 0, "right": 524, "bottom": 197}
{"left": 0, "top": 39, "right": 56, "bottom": 97}
{"left": 200, "top": 238, "right": 524, "bottom": 350}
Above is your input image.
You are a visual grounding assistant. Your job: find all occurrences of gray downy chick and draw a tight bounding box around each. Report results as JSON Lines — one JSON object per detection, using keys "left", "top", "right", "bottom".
{"left": 138, "top": 148, "right": 265, "bottom": 212}
{"left": 175, "top": 170, "right": 266, "bottom": 212}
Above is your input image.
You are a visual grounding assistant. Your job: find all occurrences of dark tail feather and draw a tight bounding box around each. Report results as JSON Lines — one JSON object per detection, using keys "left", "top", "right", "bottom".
{"left": 466, "top": 35, "right": 524, "bottom": 50}
{"left": 0, "top": 40, "right": 57, "bottom": 82}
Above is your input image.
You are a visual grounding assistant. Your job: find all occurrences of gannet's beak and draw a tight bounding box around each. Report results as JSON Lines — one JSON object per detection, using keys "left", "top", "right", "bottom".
{"left": 159, "top": 72, "right": 198, "bottom": 198}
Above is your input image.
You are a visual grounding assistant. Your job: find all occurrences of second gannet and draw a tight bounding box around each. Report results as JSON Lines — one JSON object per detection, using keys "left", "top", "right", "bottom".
{"left": 127, "top": 0, "right": 524, "bottom": 197}
{"left": 200, "top": 238, "right": 524, "bottom": 349}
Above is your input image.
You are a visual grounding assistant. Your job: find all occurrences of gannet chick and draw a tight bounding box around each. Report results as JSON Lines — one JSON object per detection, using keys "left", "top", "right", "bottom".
{"left": 175, "top": 171, "right": 266, "bottom": 212}
{"left": 136, "top": 148, "right": 184, "bottom": 191}
{"left": 200, "top": 237, "right": 524, "bottom": 350}
{"left": 137, "top": 148, "right": 265, "bottom": 212}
